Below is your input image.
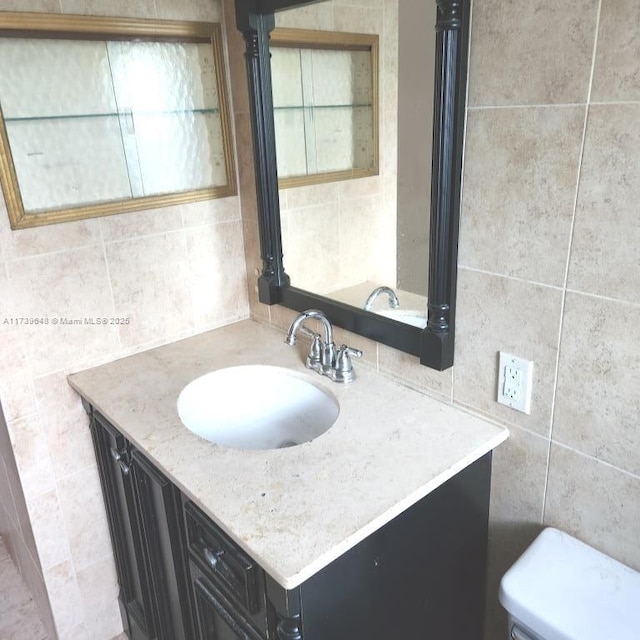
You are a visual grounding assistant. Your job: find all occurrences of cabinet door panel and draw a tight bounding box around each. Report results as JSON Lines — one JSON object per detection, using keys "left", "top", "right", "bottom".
{"left": 132, "top": 449, "right": 194, "bottom": 640}
{"left": 90, "top": 412, "right": 155, "bottom": 639}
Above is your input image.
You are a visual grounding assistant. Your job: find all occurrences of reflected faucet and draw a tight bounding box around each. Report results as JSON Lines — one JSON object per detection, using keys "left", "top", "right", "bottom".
{"left": 285, "top": 309, "right": 362, "bottom": 383}
{"left": 364, "top": 286, "right": 400, "bottom": 311}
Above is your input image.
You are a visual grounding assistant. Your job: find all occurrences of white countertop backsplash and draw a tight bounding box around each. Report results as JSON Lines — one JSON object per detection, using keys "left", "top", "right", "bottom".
{"left": 68, "top": 320, "right": 508, "bottom": 589}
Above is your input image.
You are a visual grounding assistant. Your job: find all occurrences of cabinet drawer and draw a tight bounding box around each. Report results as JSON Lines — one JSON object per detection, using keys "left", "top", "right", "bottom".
{"left": 184, "top": 501, "right": 260, "bottom": 615}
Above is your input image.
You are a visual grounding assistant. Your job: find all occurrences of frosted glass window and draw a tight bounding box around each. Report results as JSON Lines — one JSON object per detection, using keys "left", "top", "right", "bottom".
{"left": 270, "top": 30, "right": 378, "bottom": 186}
{"left": 0, "top": 15, "right": 235, "bottom": 229}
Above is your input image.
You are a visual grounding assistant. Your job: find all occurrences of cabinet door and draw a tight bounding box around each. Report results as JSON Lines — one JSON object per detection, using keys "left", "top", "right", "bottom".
{"left": 90, "top": 412, "right": 156, "bottom": 640}
{"left": 132, "top": 449, "right": 194, "bottom": 640}
{"left": 191, "top": 564, "right": 265, "bottom": 640}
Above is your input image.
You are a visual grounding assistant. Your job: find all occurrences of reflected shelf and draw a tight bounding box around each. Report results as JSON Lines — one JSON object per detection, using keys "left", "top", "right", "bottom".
{"left": 4, "top": 107, "right": 220, "bottom": 122}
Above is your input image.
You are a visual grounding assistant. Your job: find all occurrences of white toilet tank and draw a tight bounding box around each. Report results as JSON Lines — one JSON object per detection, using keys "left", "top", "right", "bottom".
{"left": 499, "top": 527, "right": 640, "bottom": 640}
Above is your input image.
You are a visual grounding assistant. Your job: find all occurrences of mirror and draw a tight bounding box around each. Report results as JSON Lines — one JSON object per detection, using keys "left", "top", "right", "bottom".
{"left": 0, "top": 13, "right": 236, "bottom": 229}
{"left": 272, "top": 5, "right": 434, "bottom": 331}
{"left": 235, "top": 0, "right": 470, "bottom": 370}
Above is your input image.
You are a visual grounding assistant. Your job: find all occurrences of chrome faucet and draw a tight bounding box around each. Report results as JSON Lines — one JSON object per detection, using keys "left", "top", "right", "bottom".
{"left": 285, "top": 309, "right": 362, "bottom": 383}
{"left": 364, "top": 286, "right": 400, "bottom": 311}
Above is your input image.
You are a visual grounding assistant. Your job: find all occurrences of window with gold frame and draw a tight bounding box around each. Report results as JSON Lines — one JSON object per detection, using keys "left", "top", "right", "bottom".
{"left": 0, "top": 13, "right": 236, "bottom": 229}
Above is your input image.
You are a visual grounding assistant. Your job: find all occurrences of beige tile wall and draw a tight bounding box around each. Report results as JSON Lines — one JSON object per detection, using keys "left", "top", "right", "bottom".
{"left": 0, "top": 1, "right": 248, "bottom": 639}
{"left": 229, "top": 1, "right": 640, "bottom": 639}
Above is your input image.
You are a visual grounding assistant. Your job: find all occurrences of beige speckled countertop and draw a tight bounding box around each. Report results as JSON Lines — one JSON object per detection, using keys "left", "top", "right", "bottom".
{"left": 68, "top": 320, "right": 508, "bottom": 589}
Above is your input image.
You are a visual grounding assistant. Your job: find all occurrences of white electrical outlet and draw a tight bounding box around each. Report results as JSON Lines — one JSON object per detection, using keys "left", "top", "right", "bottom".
{"left": 497, "top": 352, "right": 533, "bottom": 414}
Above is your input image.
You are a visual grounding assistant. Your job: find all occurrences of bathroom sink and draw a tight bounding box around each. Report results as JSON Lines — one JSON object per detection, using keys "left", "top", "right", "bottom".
{"left": 375, "top": 309, "right": 427, "bottom": 329}
{"left": 176, "top": 365, "right": 339, "bottom": 450}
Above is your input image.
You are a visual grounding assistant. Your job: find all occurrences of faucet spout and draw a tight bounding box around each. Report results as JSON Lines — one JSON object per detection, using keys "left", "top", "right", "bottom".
{"left": 285, "top": 309, "right": 334, "bottom": 347}
{"left": 364, "top": 286, "right": 400, "bottom": 311}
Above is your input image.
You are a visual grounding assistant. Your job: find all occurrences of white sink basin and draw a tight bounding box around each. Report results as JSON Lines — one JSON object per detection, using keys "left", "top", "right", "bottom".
{"left": 375, "top": 308, "right": 427, "bottom": 329}
{"left": 176, "top": 365, "right": 339, "bottom": 450}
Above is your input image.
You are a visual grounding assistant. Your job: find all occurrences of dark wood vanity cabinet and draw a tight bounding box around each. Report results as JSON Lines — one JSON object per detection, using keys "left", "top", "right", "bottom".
{"left": 86, "top": 402, "right": 492, "bottom": 640}
{"left": 88, "top": 406, "right": 194, "bottom": 640}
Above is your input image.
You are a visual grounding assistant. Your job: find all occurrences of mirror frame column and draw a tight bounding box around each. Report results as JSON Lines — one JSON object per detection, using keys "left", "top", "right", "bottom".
{"left": 236, "top": 1, "right": 290, "bottom": 302}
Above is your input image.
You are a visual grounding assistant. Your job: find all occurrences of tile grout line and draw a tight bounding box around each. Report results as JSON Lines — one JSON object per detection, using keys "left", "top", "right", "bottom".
{"left": 552, "top": 440, "right": 640, "bottom": 483}
{"left": 541, "top": 0, "right": 603, "bottom": 524}
{"left": 98, "top": 220, "right": 122, "bottom": 355}
{"left": 457, "top": 264, "right": 564, "bottom": 291}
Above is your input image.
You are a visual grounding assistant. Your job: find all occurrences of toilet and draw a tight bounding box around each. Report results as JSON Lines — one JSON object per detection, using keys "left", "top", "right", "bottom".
{"left": 499, "top": 527, "right": 640, "bottom": 640}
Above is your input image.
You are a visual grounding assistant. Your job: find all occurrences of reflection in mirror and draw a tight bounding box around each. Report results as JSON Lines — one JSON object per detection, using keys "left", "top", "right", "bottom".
{"left": 272, "top": 1, "right": 435, "bottom": 328}
{"left": 270, "top": 29, "right": 378, "bottom": 186}
{"left": 0, "top": 14, "right": 235, "bottom": 229}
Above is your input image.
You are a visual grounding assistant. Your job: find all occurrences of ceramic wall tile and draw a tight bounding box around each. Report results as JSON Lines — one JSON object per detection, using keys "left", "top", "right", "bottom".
{"left": 155, "top": 0, "right": 221, "bottom": 22}
{"left": 333, "top": 0, "right": 383, "bottom": 7}
{"left": 468, "top": 0, "right": 599, "bottom": 106}
{"left": 567, "top": 104, "right": 640, "bottom": 303}
{"left": 0, "top": 266, "right": 12, "bottom": 333}
{"left": 332, "top": 325, "right": 379, "bottom": 369}
{"left": 33, "top": 372, "right": 95, "bottom": 481}
{"left": 6, "top": 246, "right": 119, "bottom": 377}
{"left": 28, "top": 490, "right": 71, "bottom": 571}
{"left": 338, "top": 194, "right": 381, "bottom": 289}
{"left": 182, "top": 196, "right": 241, "bottom": 228}
{"left": 185, "top": 221, "right": 249, "bottom": 330}
{"left": 55, "top": 464, "right": 111, "bottom": 574}
{"left": 234, "top": 112, "right": 258, "bottom": 222}
{"left": 0, "top": 331, "right": 37, "bottom": 423}
{"left": 489, "top": 424, "right": 548, "bottom": 526}
{"left": 281, "top": 204, "right": 341, "bottom": 294}
{"left": 591, "top": 0, "right": 640, "bottom": 102}
{"left": 105, "top": 230, "right": 193, "bottom": 348}
{"left": 554, "top": 292, "right": 640, "bottom": 476}
{"left": 6, "top": 416, "right": 56, "bottom": 502}
{"left": 76, "top": 555, "right": 122, "bottom": 640}
{"left": 274, "top": 4, "right": 334, "bottom": 30}
{"left": 378, "top": 345, "right": 452, "bottom": 400}
{"left": 59, "top": 0, "right": 154, "bottom": 17}
{"left": 453, "top": 268, "right": 564, "bottom": 437}
{"left": 333, "top": 5, "right": 382, "bottom": 34}
{"left": 43, "top": 561, "right": 85, "bottom": 636}
{"left": 459, "top": 106, "right": 584, "bottom": 286}
{"left": 240, "top": 218, "right": 270, "bottom": 323}
{"left": 0, "top": 0, "right": 59, "bottom": 11}
{"left": 544, "top": 444, "right": 640, "bottom": 572}
{"left": 100, "top": 205, "right": 183, "bottom": 243}
{"left": 1, "top": 217, "right": 102, "bottom": 261}
{"left": 337, "top": 175, "right": 381, "bottom": 200}
{"left": 283, "top": 182, "right": 340, "bottom": 210}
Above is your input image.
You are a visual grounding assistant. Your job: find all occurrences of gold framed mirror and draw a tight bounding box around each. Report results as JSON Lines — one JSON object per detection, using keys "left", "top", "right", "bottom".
{"left": 0, "top": 13, "right": 236, "bottom": 229}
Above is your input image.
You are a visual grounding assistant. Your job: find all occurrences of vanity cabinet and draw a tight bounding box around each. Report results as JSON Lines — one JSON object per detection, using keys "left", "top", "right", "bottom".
{"left": 87, "top": 404, "right": 194, "bottom": 640}
{"left": 86, "top": 401, "right": 492, "bottom": 640}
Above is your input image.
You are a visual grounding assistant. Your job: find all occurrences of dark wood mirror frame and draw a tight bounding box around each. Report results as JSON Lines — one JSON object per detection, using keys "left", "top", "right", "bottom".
{"left": 235, "top": 0, "right": 470, "bottom": 370}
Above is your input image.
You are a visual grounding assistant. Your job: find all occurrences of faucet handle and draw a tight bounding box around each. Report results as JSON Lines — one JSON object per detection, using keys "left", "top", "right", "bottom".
{"left": 332, "top": 344, "right": 363, "bottom": 383}
{"left": 306, "top": 334, "right": 323, "bottom": 370}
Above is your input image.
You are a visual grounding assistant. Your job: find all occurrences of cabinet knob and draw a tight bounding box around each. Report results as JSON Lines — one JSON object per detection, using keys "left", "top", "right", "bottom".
{"left": 110, "top": 447, "right": 131, "bottom": 476}
{"left": 203, "top": 546, "right": 225, "bottom": 570}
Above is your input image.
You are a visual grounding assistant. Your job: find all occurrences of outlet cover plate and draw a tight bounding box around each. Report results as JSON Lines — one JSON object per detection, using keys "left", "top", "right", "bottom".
{"left": 497, "top": 352, "right": 533, "bottom": 414}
